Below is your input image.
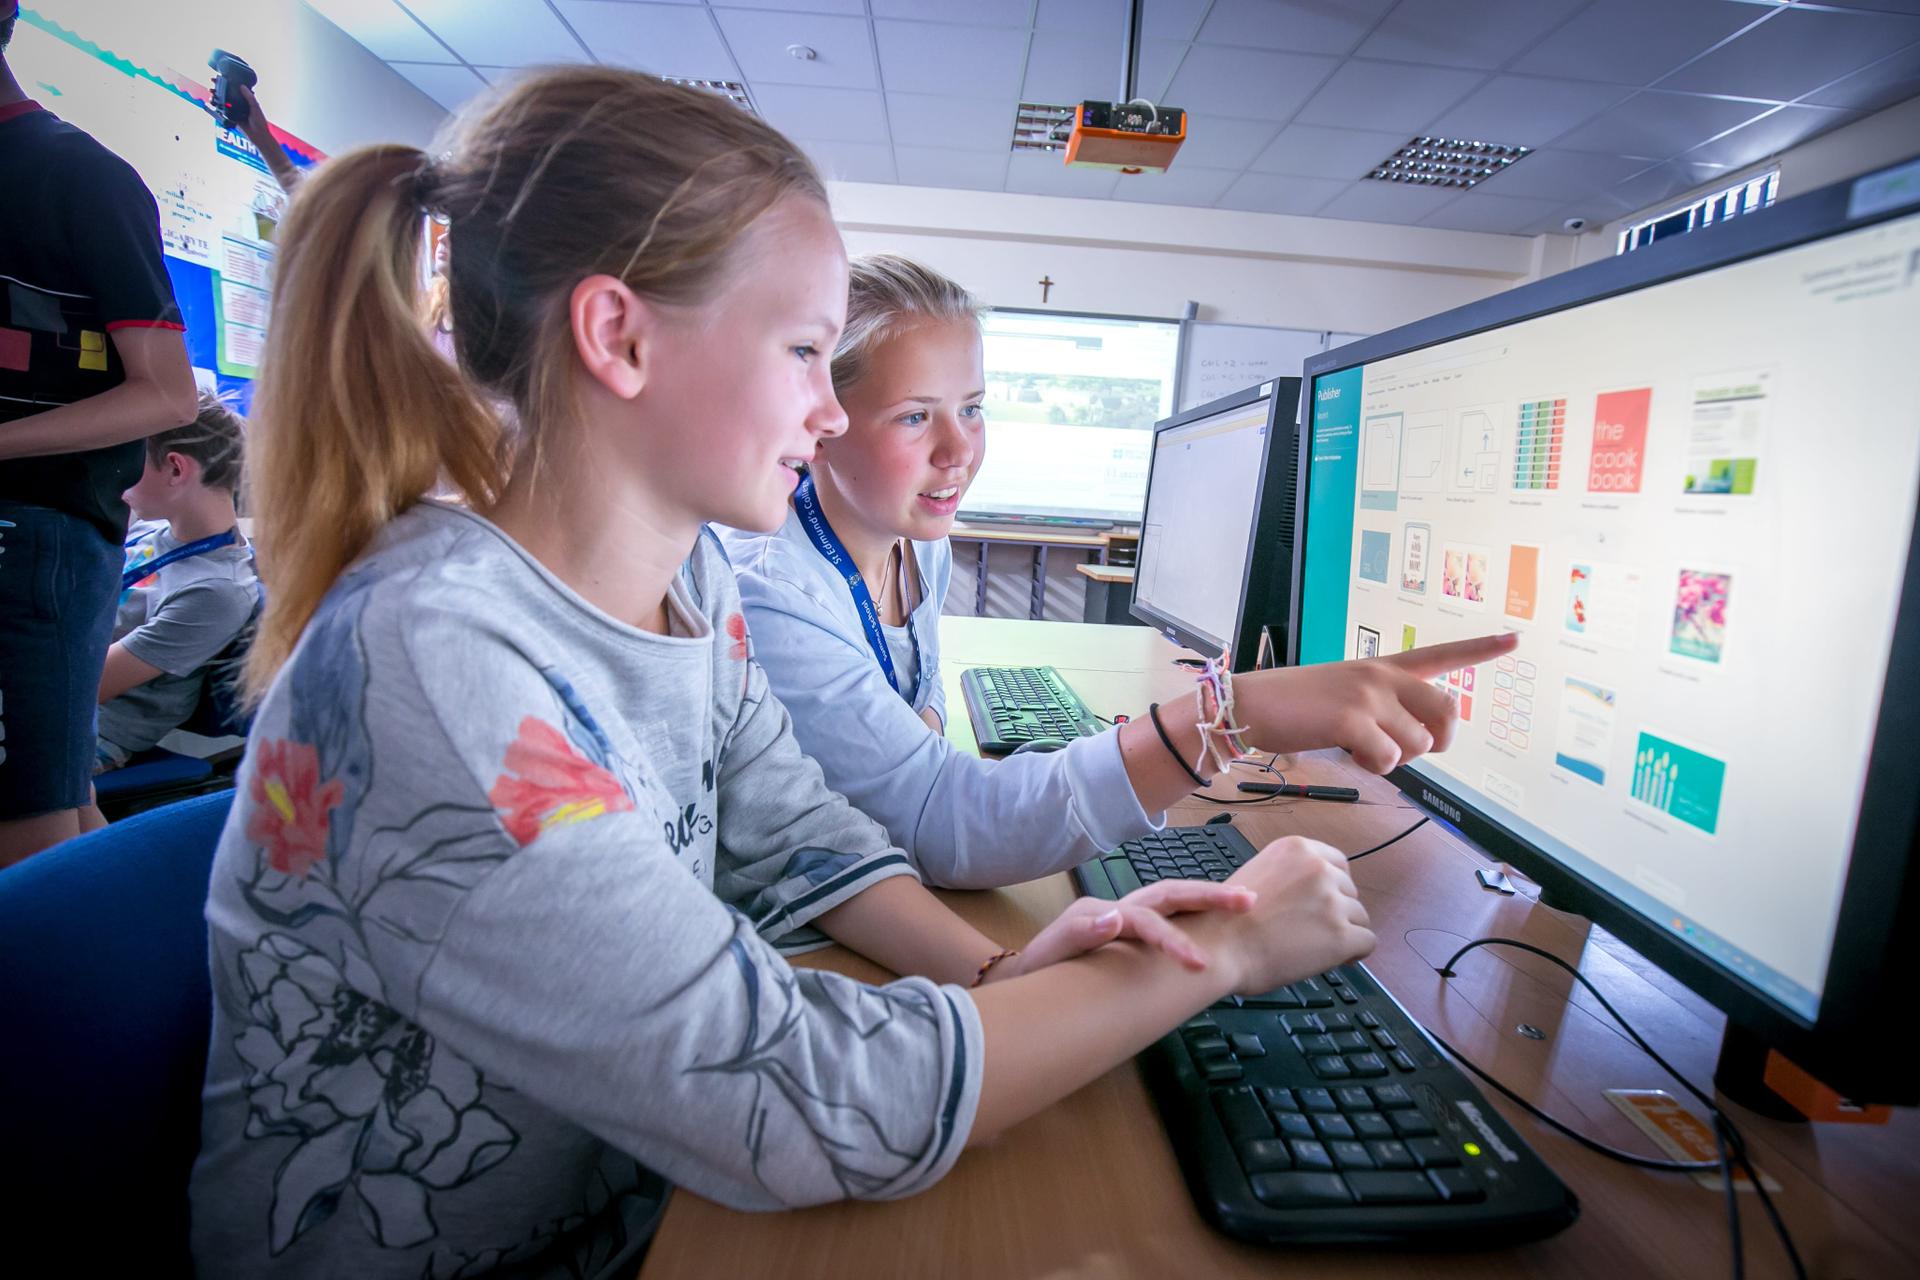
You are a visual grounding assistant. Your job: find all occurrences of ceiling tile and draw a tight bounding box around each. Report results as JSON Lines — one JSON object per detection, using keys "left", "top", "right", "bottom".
{"left": 558, "top": 2, "right": 735, "bottom": 78}
{"left": 1168, "top": 115, "right": 1282, "bottom": 169}
{"left": 893, "top": 145, "right": 1013, "bottom": 190}
{"left": 306, "top": 0, "right": 449, "bottom": 62}
{"left": 712, "top": 0, "right": 866, "bottom": 13}
{"left": 1165, "top": 46, "right": 1342, "bottom": 121}
{"left": 1142, "top": 0, "right": 1211, "bottom": 40}
{"left": 1132, "top": 38, "right": 1188, "bottom": 101}
{"left": 1425, "top": 75, "right": 1631, "bottom": 148}
{"left": 1547, "top": 90, "right": 1770, "bottom": 160}
{"left": 872, "top": 0, "right": 1031, "bottom": 25}
{"left": 875, "top": 21, "right": 1031, "bottom": 98}
{"left": 1356, "top": 0, "right": 1589, "bottom": 71}
{"left": 1250, "top": 123, "right": 1409, "bottom": 179}
{"left": 712, "top": 11, "right": 876, "bottom": 89}
{"left": 1294, "top": 60, "right": 1487, "bottom": 131}
{"left": 1511, "top": 0, "right": 1766, "bottom": 88}
{"left": 1024, "top": 29, "right": 1127, "bottom": 102}
{"left": 750, "top": 84, "right": 890, "bottom": 144}
{"left": 1595, "top": 159, "right": 1729, "bottom": 218}
{"left": 803, "top": 139, "right": 898, "bottom": 183}
{"left": 1678, "top": 103, "right": 1858, "bottom": 170}
{"left": 1419, "top": 191, "right": 1573, "bottom": 234}
{"left": 1315, "top": 181, "right": 1466, "bottom": 225}
{"left": 1801, "top": 44, "right": 1920, "bottom": 112}
{"left": 1478, "top": 148, "right": 1655, "bottom": 200}
{"left": 1036, "top": 0, "right": 1129, "bottom": 32}
{"left": 887, "top": 92, "right": 1017, "bottom": 152}
{"left": 1108, "top": 165, "right": 1240, "bottom": 205}
{"left": 388, "top": 62, "right": 488, "bottom": 111}
{"left": 1194, "top": 0, "right": 1396, "bottom": 57}
{"left": 403, "top": 0, "right": 586, "bottom": 66}
{"left": 1005, "top": 150, "right": 1125, "bottom": 198}
{"left": 1816, "top": 0, "right": 1920, "bottom": 13}
{"left": 1658, "top": 6, "right": 1920, "bottom": 100}
{"left": 1217, "top": 172, "right": 1349, "bottom": 215}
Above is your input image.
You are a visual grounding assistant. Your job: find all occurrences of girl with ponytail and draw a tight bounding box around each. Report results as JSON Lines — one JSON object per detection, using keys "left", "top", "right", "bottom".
{"left": 192, "top": 68, "right": 1375, "bottom": 1277}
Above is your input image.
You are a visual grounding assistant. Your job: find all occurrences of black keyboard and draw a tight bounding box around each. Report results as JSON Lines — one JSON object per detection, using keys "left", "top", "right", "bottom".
{"left": 961, "top": 665, "right": 1102, "bottom": 753}
{"left": 1073, "top": 824, "right": 1579, "bottom": 1246}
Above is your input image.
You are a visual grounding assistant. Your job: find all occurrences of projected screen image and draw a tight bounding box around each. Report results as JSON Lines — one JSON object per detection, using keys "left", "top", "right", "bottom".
{"left": 10, "top": 9, "right": 323, "bottom": 409}
{"left": 1298, "top": 208, "right": 1920, "bottom": 1020}
{"left": 962, "top": 310, "right": 1180, "bottom": 524}
{"left": 1134, "top": 398, "right": 1273, "bottom": 653}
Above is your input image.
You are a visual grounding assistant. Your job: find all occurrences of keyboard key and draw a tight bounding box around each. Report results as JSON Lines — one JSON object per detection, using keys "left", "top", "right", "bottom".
{"left": 1102, "top": 858, "right": 1143, "bottom": 897}
{"left": 1328, "top": 1141, "right": 1376, "bottom": 1170}
{"left": 1244, "top": 987, "right": 1304, "bottom": 1009}
{"left": 1258, "top": 1086, "right": 1299, "bottom": 1113}
{"left": 1213, "top": 1087, "right": 1272, "bottom": 1143}
{"left": 1237, "top": 1138, "right": 1294, "bottom": 1174}
{"left": 1428, "top": 1167, "right": 1486, "bottom": 1203}
{"left": 1347, "top": 1053, "right": 1390, "bottom": 1078}
{"left": 1288, "top": 1140, "right": 1335, "bottom": 1172}
{"left": 1185, "top": 1034, "right": 1229, "bottom": 1057}
{"left": 1347, "top": 1171, "right": 1441, "bottom": 1205}
{"left": 1181, "top": 1015, "right": 1217, "bottom": 1033}
{"left": 1295, "top": 978, "right": 1336, "bottom": 1007}
{"left": 1391, "top": 1050, "right": 1419, "bottom": 1073}
{"left": 1278, "top": 1013, "right": 1326, "bottom": 1035}
{"left": 1407, "top": 1137, "right": 1461, "bottom": 1168}
{"left": 1331, "top": 1031, "right": 1369, "bottom": 1053}
{"left": 1309, "top": 1055, "right": 1353, "bottom": 1080}
{"left": 1310, "top": 1114, "right": 1355, "bottom": 1140}
{"left": 1371, "top": 1085, "right": 1416, "bottom": 1110}
{"left": 1333, "top": 1087, "right": 1374, "bottom": 1112}
{"left": 1324, "top": 969, "right": 1347, "bottom": 986}
{"left": 1358, "top": 1012, "right": 1382, "bottom": 1030}
{"left": 1371, "top": 1030, "right": 1400, "bottom": 1051}
{"left": 1351, "top": 1113, "right": 1395, "bottom": 1141}
{"left": 1292, "top": 1033, "right": 1337, "bottom": 1056}
{"left": 1249, "top": 1171, "right": 1353, "bottom": 1209}
{"left": 1297, "top": 1088, "right": 1338, "bottom": 1114}
{"left": 1229, "top": 1033, "right": 1267, "bottom": 1059}
{"left": 1322, "top": 1012, "right": 1356, "bottom": 1030}
{"left": 1275, "top": 1113, "right": 1316, "bottom": 1140}
{"left": 1336, "top": 988, "right": 1359, "bottom": 1004}
{"left": 1390, "top": 1110, "right": 1437, "bottom": 1138}
{"left": 1368, "top": 1139, "right": 1417, "bottom": 1170}
{"left": 1200, "top": 1058, "right": 1243, "bottom": 1084}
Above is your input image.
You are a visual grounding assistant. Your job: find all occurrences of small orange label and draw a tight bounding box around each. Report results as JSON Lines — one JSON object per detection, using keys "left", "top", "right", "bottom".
{"left": 1604, "top": 1089, "right": 1781, "bottom": 1192}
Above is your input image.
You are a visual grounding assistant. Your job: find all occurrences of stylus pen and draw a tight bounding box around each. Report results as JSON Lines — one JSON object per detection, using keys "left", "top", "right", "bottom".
{"left": 1236, "top": 782, "right": 1361, "bottom": 802}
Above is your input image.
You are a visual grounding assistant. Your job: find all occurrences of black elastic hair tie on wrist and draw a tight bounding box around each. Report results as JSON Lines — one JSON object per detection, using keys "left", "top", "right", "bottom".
{"left": 1148, "top": 701, "right": 1209, "bottom": 789}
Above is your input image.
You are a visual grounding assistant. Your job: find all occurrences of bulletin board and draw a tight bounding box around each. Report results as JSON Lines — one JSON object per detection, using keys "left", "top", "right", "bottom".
{"left": 13, "top": 8, "right": 324, "bottom": 411}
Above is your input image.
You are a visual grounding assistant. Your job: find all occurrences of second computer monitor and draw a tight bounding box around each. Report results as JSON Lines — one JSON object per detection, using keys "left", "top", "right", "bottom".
{"left": 1131, "top": 379, "right": 1301, "bottom": 670}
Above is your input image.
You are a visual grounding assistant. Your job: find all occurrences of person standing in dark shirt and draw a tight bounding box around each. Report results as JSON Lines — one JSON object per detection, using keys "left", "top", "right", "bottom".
{"left": 0, "top": 0, "right": 198, "bottom": 864}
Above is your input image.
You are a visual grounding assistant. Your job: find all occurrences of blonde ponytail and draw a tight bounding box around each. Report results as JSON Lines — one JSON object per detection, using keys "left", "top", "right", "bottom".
{"left": 243, "top": 145, "right": 503, "bottom": 698}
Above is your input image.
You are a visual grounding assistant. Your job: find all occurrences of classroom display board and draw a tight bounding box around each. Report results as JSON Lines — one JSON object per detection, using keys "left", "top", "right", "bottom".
{"left": 12, "top": 9, "right": 322, "bottom": 410}
{"left": 1178, "top": 322, "right": 1365, "bottom": 413}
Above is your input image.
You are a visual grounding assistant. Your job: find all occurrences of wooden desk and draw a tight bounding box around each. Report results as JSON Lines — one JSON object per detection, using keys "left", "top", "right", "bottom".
{"left": 644, "top": 620, "right": 1918, "bottom": 1280}
{"left": 950, "top": 525, "right": 1111, "bottom": 619}
{"left": 1075, "top": 563, "right": 1138, "bottom": 626}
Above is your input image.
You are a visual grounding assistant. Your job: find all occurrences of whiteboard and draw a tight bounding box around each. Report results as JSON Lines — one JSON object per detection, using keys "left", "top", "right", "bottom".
{"left": 1176, "top": 323, "right": 1328, "bottom": 412}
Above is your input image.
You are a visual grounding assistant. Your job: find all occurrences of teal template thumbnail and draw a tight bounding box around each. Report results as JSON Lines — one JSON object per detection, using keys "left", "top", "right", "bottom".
{"left": 1630, "top": 732, "right": 1726, "bottom": 835}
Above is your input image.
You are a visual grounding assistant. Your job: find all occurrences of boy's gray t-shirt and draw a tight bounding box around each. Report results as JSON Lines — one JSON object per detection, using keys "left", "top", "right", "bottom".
{"left": 97, "top": 524, "right": 258, "bottom": 756}
{"left": 189, "top": 502, "right": 983, "bottom": 1279}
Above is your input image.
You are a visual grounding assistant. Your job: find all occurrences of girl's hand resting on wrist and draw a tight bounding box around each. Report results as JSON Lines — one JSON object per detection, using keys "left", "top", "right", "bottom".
{"left": 984, "top": 879, "right": 1258, "bottom": 983}
{"left": 1185, "top": 835, "right": 1376, "bottom": 995}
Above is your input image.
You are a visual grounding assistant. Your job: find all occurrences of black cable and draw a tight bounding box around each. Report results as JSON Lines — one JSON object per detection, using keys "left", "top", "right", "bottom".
{"left": 1434, "top": 938, "right": 1806, "bottom": 1280}
{"left": 1345, "top": 814, "right": 1429, "bottom": 860}
{"left": 1196, "top": 752, "right": 1289, "bottom": 806}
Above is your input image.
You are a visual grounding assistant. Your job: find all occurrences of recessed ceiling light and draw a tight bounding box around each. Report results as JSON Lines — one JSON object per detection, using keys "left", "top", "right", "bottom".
{"left": 660, "top": 78, "right": 756, "bottom": 114}
{"left": 1363, "top": 136, "right": 1532, "bottom": 189}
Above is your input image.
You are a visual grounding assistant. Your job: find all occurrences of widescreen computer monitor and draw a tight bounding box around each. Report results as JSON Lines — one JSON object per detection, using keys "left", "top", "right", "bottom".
{"left": 962, "top": 307, "right": 1181, "bottom": 527}
{"left": 1290, "top": 155, "right": 1920, "bottom": 1105}
{"left": 1132, "top": 379, "right": 1301, "bottom": 671}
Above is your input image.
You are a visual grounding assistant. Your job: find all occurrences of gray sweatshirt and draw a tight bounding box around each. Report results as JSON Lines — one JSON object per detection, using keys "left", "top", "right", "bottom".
{"left": 189, "top": 502, "right": 983, "bottom": 1279}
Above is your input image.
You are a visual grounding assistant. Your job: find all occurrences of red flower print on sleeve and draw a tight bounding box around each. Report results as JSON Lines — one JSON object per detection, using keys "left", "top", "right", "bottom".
{"left": 246, "top": 739, "right": 346, "bottom": 878}
{"left": 488, "top": 717, "right": 635, "bottom": 847}
{"left": 725, "top": 612, "right": 750, "bottom": 662}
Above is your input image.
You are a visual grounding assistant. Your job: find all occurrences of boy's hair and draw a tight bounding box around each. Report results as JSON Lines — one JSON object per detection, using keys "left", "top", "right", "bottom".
{"left": 244, "top": 67, "right": 825, "bottom": 698}
{"left": 1, "top": 15, "right": 15, "bottom": 54}
{"left": 831, "top": 254, "right": 981, "bottom": 398}
{"left": 147, "top": 390, "right": 246, "bottom": 493}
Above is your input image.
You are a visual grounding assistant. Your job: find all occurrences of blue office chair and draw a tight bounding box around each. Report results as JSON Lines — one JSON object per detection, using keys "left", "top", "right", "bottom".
{"left": 0, "top": 790, "right": 233, "bottom": 1269}
{"left": 94, "top": 637, "right": 255, "bottom": 820}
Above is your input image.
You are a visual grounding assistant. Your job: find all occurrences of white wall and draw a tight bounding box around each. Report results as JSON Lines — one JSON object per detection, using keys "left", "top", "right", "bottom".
{"left": 828, "top": 181, "right": 1538, "bottom": 333}
{"left": 1572, "top": 95, "right": 1920, "bottom": 269}
{"left": 23, "top": 0, "right": 445, "bottom": 154}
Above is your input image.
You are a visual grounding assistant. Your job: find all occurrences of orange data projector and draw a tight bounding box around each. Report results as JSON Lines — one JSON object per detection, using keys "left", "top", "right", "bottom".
{"left": 1064, "top": 100, "right": 1187, "bottom": 174}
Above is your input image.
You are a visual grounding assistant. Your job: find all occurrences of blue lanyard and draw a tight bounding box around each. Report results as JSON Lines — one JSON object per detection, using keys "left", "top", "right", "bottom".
{"left": 792, "top": 474, "right": 920, "bottom": 703}
{"left": 122, "top": 528, "right": 239, "bottom": 590}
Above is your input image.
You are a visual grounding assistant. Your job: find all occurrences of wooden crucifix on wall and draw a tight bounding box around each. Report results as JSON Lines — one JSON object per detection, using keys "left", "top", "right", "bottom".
{"left": 1038, "top": 275, "right": 1055, "bottom": 303}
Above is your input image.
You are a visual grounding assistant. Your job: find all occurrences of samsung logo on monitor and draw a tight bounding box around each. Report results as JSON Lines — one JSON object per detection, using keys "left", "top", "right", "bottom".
{"left": 1421, "top": 787, "right": 1462, "bottom": 825}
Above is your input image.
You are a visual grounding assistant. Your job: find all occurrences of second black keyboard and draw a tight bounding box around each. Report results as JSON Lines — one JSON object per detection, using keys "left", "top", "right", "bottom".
{"left": 1073, "top": 823, "right": 1579, "bottom": 1246}
{"left": 961, "top": 665, "right": 1103, "bottom": 753}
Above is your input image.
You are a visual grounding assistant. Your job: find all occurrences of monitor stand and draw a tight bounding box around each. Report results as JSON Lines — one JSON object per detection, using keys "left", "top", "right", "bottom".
{"left": 1714, "top": 1024, "right": 1809, "bottom": 1122}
